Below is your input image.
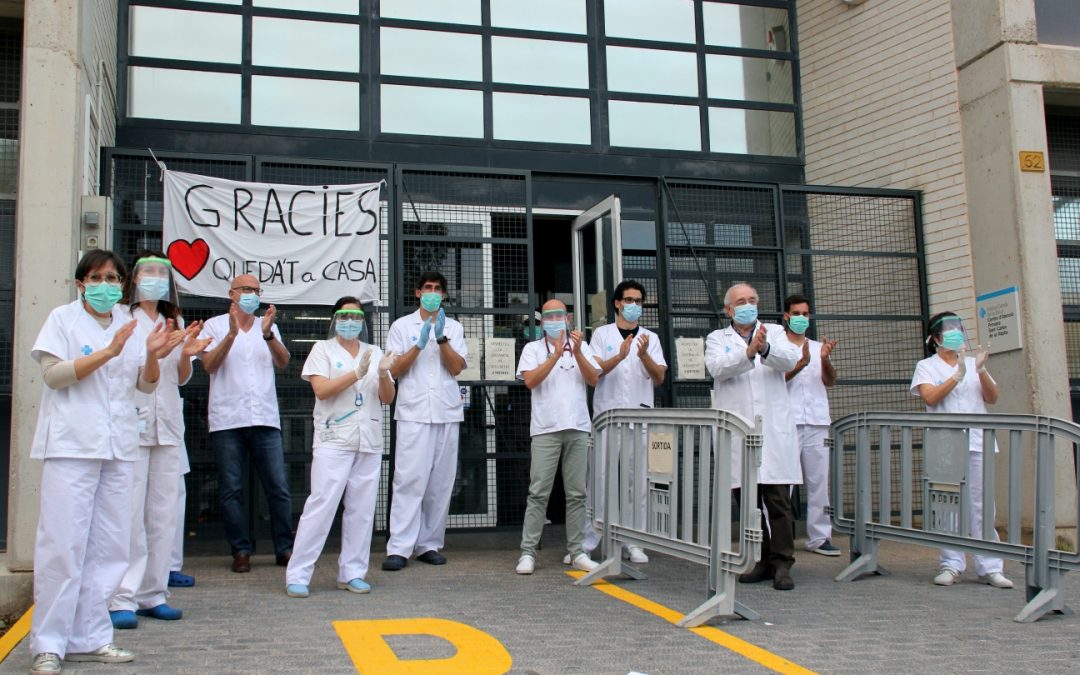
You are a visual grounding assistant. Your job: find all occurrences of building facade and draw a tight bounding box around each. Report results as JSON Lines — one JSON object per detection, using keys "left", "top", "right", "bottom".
{"left": 0, "top": 0, "right": 1075, "bottom": 601}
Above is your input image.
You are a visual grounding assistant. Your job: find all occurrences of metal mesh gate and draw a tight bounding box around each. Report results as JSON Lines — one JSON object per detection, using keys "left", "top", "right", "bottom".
{"left": 396, "top": 167, "right": 534, "bottom": 527}
{"left": 659, "top": 180, "right": 928, "bottom": 519}
{"left": 1047, "top": 108, "right": 1080, "bottom": 420}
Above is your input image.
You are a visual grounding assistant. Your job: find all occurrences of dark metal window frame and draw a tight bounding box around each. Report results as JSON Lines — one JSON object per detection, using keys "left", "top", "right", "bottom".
{"left": 118, "top": 0, "right": 802, "bottom": 162}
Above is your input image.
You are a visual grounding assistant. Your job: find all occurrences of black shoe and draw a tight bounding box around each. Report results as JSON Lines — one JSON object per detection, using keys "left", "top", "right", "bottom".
{"left": 738, "top": 562, "right": 774, "bottom": 584}
{"left": 416, "top": 550, "right": 447, "bottom": 565}
{"left": 231, "top": 553, "right": 251, "bottom": 573}
{"left": 773, "top": 568, "right": 795, "bottom": 591}
{"left": 382, "top": 555, "right": 408, "bottom": 571}
{"left": 275, "top": 551, "right": 292, "bottom": 567}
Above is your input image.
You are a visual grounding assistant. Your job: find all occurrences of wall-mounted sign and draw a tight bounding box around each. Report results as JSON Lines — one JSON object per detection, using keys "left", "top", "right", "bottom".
{"left": 1019, "top": 151, "right": 1045, "bottom": 172}
{"left": 457, "top": 337, "right": 481, "bottom": 381}
{"left": 675, "top": 337, "right": 706, "bottom": 381}
{"left": 484, "top": 338, "right": 517, "bottom": 381}
{"left": 975, "top": 286, "right": 1022, "bottom": 354}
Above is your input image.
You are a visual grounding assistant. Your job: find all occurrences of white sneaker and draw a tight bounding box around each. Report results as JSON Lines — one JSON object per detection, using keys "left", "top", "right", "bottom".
{"left": 515, "top": 554, "right": 535, "bottom": 575}
{"left": 562, "top": 554, "right": 572, "bottom": 565}
{"left": 65, "top": 644, "right": 134, "bottom": 664}
{"left": 626, "top": 547, "right": 649, "bottom": 564}
{"left": 979, "top": 572, "right": 1014, "bottom": 589}
{"left": 571, "top": 553, "right": 599, "bottom": 572}
{"left": 30, "top": 653, "right": 61, "bottom": 674}
{"left": 933, "top": 568, "right": 961, "bottom": 586}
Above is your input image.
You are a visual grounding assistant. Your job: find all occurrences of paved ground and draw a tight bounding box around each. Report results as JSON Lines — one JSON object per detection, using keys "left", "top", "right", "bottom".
{"left": 2, "top": 529, "right": 1078, "bottom": 674}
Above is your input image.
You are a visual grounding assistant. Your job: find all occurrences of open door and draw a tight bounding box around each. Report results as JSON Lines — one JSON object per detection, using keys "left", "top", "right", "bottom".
{"left": 571, "top": 195, "right": 622, "bottom": 338}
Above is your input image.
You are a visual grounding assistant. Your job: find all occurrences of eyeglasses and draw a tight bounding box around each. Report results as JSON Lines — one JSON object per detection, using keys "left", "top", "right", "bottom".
{"left": 85, "top": 273, "right": 122, "bottom": 284}
{"left": 231, "top": 286, "right": 262, "bottom": 296}
{"left": 619, "top": 297, "right": 643, "bottom": 305}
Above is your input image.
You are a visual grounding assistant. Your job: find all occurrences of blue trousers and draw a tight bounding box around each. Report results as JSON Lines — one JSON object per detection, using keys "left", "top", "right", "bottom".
{"left": 212, "top": 426, "right": 294, "bottom": 556}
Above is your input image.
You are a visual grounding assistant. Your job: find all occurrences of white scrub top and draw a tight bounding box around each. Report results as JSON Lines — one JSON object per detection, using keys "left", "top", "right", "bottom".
{"left": 302, "top": 338, "right": 385, "bottom": 453}
{"left": 30, "top": 300, "right": 145, "bottom": 461}
{"left": 199, "top": 313, "right": 282, "bottom": 433}
{"left": 785, "top": 338, "right": 831, "bottom": 426}
{"left": 133, "top": 308, "right": 191, "bottom": 450}
{"left": 910, "top": 354, "right": 995, "bottom": 453}
{"left": 516, "top": 338, "right": 602, "bottom": 437}
{"left": 705, "top": 322, "right": 802, "bottom": 486}
{"left": 589, "top": 323, "right": 667, "bottom": 417}
{"left": 386, "top": 309, "right": 467, "bottom": 424}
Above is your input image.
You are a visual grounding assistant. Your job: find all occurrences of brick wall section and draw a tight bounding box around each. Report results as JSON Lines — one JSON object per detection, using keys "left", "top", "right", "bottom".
{"left": 798, "top": 0, "right": 974, "bottom": 325}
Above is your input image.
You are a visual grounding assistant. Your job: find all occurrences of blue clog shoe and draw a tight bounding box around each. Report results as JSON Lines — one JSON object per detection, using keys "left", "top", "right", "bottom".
{"left": 109, "top": 610, "right": 138, "bottom": 629}
{"left": 337, "top": 578, "right": 371, "bottom": 594}
{"left": 168, "top": 571, "right": 195, "bottom": 587}
{"left": 136, "top": 603, "right": 183, "bottom": 620}
{"left": 286, "top": 584, "right": 309, "bottom": 598}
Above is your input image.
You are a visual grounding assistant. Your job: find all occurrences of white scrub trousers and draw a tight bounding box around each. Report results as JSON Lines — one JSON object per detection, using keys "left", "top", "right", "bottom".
{"left": 111, "top": 444, "right": 185, "bottom": 611}
{"left": 798, "top": 425, "right": 832, "bottom": 549}
{"left": 940, "top": 451, "right": 1004, "bottom": 575}
{"left": 287, "top": 447, "right": 381, "bottom": 585}
{"left": 30, "top": 457, "right": 134, "bottom": 657}
{"left": 386, "top": 421, "right": 459, "bottom": 558}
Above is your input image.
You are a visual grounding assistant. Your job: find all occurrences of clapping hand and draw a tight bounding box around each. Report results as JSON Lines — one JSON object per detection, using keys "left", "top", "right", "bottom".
{"left": 571, "top": 330, "right": 584, "bottom": 354}
{"left": 952, "top": 349, "right": 968, "bottom": 383}
{"left": 227, "top": 303, "right": 242, "bottom": 337}
{"left": 747, "top": 325, "right": 767, "bottom": 358}
{"left": 636, "top": 332, "right": 650, "bottom": 358}
{"left": 618, "top": 334, "right": 633, "bottom": 360}
{"left": 798, "top": 339, "right": 811, "bottom": 367}
{"left": 974, "top": 343, "right": 990, "bottom": 373}
{"left": 378, "top": 351, "right": 396, "bottom": 375}
{"left": 434, "top": 308, "right": 446, "bottom": 339}
{"left": 417, "top": 317, "right": 433, "bottom": 349}
{"left": 820, "top": 338, "right": 838, "bottom": 360}
{"left": 181, "top": 321, "right": 213, "bottom": 358}
{"left": 145, "top": 321, "right": 172, "bottom": 359}
{"left": 261, "top": 305, "right": 278, "bottom": 336}
{"left": 355, "top": 349, "right": 372, "bottom": 380}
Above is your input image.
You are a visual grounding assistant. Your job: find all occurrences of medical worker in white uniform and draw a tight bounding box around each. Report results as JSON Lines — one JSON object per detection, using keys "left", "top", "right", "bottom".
{"left": 781, "top": 294, "right": 840, "bottom": 557}
{"left": 910, "top": 311, "right": 1013, "bottom": 589}
{"left": 583, "top": 279, "right": 666, "bottom": 563}
{"left": 382, "top": 272, "right": 467, "bottom": 571}
{"left": 28, "top": 249, "right": 169, "bottom": 675}
{"left": 705, "top": 283, "right": 802, "bottom": 591}
{"left": 108, "top": 253, "right": 209, "bottom": 629}
{"left": 285, "top": 298, "right": 396, "bottom": 597}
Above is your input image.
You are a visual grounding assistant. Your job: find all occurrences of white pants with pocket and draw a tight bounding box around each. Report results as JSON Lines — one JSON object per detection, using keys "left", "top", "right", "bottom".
{"left": 386, "top": 421, "right": 459, "bottom": 558}
{"left": 287, "top": 447, "right": 381, "bottom": 585}
{"left": 798, "top": 425, "right": 832, "bottom": 550}
{"left": 940, "top": 451, "right": 1004, "bottom": 576}
{"left": 31, "top": 457, "right": 134, "bottom": 657}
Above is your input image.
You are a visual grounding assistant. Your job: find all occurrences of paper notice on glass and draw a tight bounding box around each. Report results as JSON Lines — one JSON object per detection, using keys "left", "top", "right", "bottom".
{"left": 457, "top": 337, "right": 481, "bottom": 381}
{"left": 675, "top": 337, "right": 706, "bottom": 380}
{"left": 484, "top": 338, "right": 517, "bottom": 381}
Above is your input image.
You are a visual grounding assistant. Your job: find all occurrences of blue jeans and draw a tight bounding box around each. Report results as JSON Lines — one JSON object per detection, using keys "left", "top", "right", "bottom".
{"left": 212, "top": 426, "right": 294, "bottom": 557}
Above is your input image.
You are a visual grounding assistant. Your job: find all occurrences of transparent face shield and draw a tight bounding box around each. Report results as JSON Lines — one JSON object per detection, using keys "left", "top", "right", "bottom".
{"left": 929, "top": 315, "right": 970, "bottom": 352}
{"left": 330, "top": 308, "right": 366, "bottom": 340}
{"left": 133, "top": 257, "right": 180, "bottom": 306}
{"left": 541, "top": 308, "right": 568, "bottom": 339}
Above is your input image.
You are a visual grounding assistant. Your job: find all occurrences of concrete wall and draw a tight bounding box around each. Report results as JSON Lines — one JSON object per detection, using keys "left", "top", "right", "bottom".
{"left": 8, "top": 0, "right": 117, "bottom": 586}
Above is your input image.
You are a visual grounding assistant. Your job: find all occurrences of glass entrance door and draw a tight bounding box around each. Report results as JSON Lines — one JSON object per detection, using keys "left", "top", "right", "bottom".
{"left": 571, "top": 195, "right": 622, "bottom": 337}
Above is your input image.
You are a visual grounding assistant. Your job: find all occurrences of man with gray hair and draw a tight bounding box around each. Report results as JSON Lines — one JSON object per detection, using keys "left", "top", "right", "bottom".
{"left": 705, "top": 283, "right": 802, "bottom": 590}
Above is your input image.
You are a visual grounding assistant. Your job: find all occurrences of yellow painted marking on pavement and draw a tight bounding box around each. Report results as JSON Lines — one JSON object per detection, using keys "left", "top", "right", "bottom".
{"left": 333, "top": 617, "right": 512, "bottom": 675}
{"left": 0, "top": 606, "right": 32, "bottom": 663}
{"left": 567, "top": 571, "right": 815, "bottom": 675}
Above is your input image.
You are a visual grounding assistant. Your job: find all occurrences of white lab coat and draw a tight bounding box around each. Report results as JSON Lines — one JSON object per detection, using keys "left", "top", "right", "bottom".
{"left": 705, "top": 321, "right": 802, "bottom": 486}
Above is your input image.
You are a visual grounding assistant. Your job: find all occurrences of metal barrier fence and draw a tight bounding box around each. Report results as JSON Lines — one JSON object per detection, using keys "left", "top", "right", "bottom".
{"left": 831, "top": 411, "right": 1080, "bottom": 622}
{"left": 574, "top": 408, "right": 763, "bottom": 628}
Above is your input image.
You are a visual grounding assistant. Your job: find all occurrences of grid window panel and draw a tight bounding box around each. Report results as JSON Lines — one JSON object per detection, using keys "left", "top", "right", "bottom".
{"left": 606, "top": 46, "right": 698, "bottom": 98}
{"left": 709, "top": 108, "right": 797, "bottom": 157}
{"left": 609, "top": 100, "right": 701, "bottom": 152}
{"left": 0, "top": 24, "right": 19, "bottom": 105}
{"left": 604, "top": 0, "right": 696, "bottom": 44}
{"left": 129, "top": 6, "right": 242, "bottom": 64}
{"left": 251, "top": 17, "right": 360, "bottom": 72}
{"left": 127, "top": 67, "right": 241, "bottom": 124}
{"left": 490, "top": 0, "right": 586, "bottom": 34}
{"left": 703, "top": 2, "right": 790, "bottom": 51}
{"left": 380, "top": 28, "right": 482, "bottom": 82}
{"left": 381, "top": 85, "right": 483, "bottom": 138}
{"left": 251, "top": 76, "right": 360, "bottom": 130}
{"left": 491, "top": 37, "right": 589, "bottom": 89}
{"left": 380, "top": 0, "right": 481, "bottom": 25}
{"left": 492, "top": 93, "right": 591, "bottom": 145}
{"left": 793, "top": 254, "right": 921, "bottom": 317}
{"left": 254, "top": 0, "right": 359, "bottom": 14}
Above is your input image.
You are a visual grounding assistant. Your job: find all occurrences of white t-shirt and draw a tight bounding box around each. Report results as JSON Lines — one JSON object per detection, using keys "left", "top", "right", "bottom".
{"left": 30, "top": 301, "right": 145, "bottom": 461}
{"left": 302, "top": 338, "right": 385, "bottom": 453}
{"left": 516, "top": 337, "right": 601, "bottom": 436}
{"left": 133, "top": 308, "right": 191, "bottom": 450}
{"left": 385, "top": 309, "right": 467, "bottom": 424}
{"left": 199, "top": 313, "right": 282, "bottom": 433}
{"left": 910, "top": 354, "right": 995, "bottom": 453}
{"left": 589, "top": 323, "right": 666, "bottom": 417}
{"left": 785, "top": 337, "right": 831, "bottom": 426}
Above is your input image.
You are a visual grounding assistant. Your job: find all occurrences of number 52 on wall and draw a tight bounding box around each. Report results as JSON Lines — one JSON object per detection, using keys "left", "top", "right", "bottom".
{"left": 1019, "top": 151, "right": 1045, "bottom": 172}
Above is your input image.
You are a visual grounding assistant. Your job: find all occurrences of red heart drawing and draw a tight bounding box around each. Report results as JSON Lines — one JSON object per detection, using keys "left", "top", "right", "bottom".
{"left": 167, "top": 239, "right": 210, "bottom": 281}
